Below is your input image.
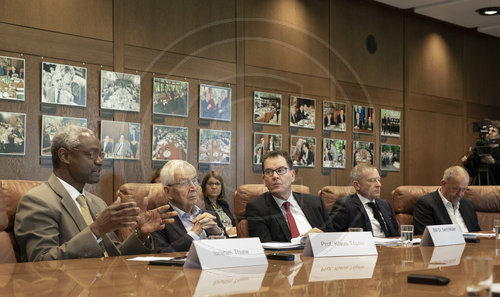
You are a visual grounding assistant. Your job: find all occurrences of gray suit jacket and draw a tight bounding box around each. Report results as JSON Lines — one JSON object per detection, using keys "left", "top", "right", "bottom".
{"left": 14, "top": 174, "right": 151, "bottom": 261}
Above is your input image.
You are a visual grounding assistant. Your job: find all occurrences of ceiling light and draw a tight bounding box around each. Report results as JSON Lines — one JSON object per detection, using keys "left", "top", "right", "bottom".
{"left": 476, "top": 7, "right": 500, "bottom": 16}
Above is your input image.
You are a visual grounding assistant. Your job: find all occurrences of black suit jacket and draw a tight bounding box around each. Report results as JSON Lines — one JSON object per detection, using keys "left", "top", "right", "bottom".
{"left": 151, "top": 207, "right": 225, "bottom": 252}
{"left": 204, "top": 198, "right": 236, "bottom": 227}
{"left": 329, "top": 194, "right": 399, "bottom": 237}
{"left": 413, "top": 190, "right": 480, "bottom": 235}
{"left": 246, "top": 192, "right": 330, "bottom": 242}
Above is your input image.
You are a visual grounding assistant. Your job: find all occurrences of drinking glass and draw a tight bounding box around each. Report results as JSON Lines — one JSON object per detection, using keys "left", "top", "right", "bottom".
{"left": 464, "top": 256, "right": 493, "bottom": 297}
{"left": 400, "top": 225, "right": 414, "bottom": 245}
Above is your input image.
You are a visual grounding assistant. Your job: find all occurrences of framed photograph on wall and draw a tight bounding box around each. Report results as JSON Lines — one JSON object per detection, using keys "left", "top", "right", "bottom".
{"left": 199, "top": 84, "right": 231, "bottom": 121}
{"left": 290, "top": 136, "right": 316, "bottom": 167}
{"left": 353, "top": 141, "right": 375, "bottom": 167}
{"left": 41, "top": 62, "right": 86, "bottom": 106}
{"left": 0, "top": 55, "right": 25, "bottom": 101}
{"left": 100, "top": 120, "right": 141, "bottom": 160}
{"left": 323, "top": 138, "right": 347, "bottom": 169}
{"left": 381, "top": 144, "right": 401, "bottom": 172}
{"left": 254, "top": 132, "right": 282, "bottom": 165}
{"left": 199, "top": 129, "right": 231, "bottom": 164}
{"left": 152, "top": 125, "right": 188, "bottom": 161}
{"left": 290, "top": 96, "right": 316, "bottom": 129}
{"left": 153, "top": 78, "right": 188, "bottom": 117}
{"left": 41, "top": 115, "right": 87, "bottom": 156}
{"left": 0, "top": 112, "right": 26, "bottom": 155}
{"left": 353, "top": 105, "right": 375, "bottom": 134}
{"left": 323, "top": 101, "right": 346, "bottom": 132}
{"left": 381, "top": 109, "right": 401, "bottom": 138}
{"left": 100, "top": 70, "right": 140, "bottom": 112}
{"left": 253, "top": 91, "right": 281, "bottom": 126}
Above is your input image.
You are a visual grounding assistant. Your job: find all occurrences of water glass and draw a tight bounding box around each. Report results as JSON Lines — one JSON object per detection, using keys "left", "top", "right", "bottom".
{"left": 348, "top": 227, "right": 363, "bottom": 232}
{"left": 464, "top": 256, "right": 493, "bottom": 297}
{"left": 400, "top": 225, "right": 414, "bottom": 244}
{"left": 495, "top": 219, "right": 500, "bottom": 252}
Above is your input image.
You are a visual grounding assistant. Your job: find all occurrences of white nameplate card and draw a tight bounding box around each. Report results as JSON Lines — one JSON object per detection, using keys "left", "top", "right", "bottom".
{"left": 420, "top": 224, "right": 465, "bottom": 246}
{"left": 303, "top": 232, "right": 377, "bottom": 257}
{"left": 184, "top": 238, "right": 268, "bottom": 269}
{"left": 192, "top": 265, "right": 268, "bottom": 297}
{"left": 306, "top": 255, "right": 378, "bottom": 282}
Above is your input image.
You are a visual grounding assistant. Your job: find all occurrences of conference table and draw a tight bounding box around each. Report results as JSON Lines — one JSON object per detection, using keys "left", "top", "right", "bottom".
{"left": 1, "top": 238, "right": 500, "bottom": 297}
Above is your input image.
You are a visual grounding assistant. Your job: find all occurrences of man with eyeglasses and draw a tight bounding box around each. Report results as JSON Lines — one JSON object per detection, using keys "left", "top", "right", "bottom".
{"left": 15, "top": 126, "right": 176, "bottom": 261}
{"left": 246, "top": 150, "right": 330, "bottom": 242}
{"left": 329, "top": 164, "right": 399, "bottom": 237}
{"left": 413, "top": 165, "right": 480, "bottom": 235}
{"left": 152, "top": 160, "right": 225, "bottom": 252}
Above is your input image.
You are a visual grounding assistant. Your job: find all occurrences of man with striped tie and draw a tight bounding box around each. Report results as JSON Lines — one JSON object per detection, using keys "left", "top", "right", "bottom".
{"left": 15, "top": 126, "right": 176, "bottom": 261}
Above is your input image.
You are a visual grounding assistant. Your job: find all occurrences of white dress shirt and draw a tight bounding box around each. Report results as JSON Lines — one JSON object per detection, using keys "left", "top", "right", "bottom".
{"left": 273, "top": 193, "right": 312, "bottom": 238}
{"left": 358, "top": 194, "right": 386, "bottom": 238}
{"left": 438, "top": 188, "right": 469, "bottom": 233}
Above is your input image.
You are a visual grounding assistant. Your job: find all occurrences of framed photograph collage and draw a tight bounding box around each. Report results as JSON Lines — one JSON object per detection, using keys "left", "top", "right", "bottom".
{"left": 1, "top": 53, "right": 402, "bottom": 171}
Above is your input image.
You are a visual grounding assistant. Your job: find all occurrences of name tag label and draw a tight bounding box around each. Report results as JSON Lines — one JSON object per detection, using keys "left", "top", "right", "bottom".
{"left": 303, "top": 232, "right": 377, "bottom": 257}
{"left": 184, "top": 238, "right": 268, "bottom": 269}
{"left": 420, "top": 224, "right": 465, "bottom": 246}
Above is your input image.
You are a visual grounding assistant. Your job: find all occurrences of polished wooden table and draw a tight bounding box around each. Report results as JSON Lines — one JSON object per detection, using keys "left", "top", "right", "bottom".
{"left": 2, "top": 238, "right": 500, "bottom": 297}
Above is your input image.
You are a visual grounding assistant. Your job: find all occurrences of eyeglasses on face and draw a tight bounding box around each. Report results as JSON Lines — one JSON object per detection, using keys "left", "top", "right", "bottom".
{"left": 207, "top": 182, "right": 221, "bottom": 187}
{"left": 263, "top": 166, "right": 289, "bottom": 177}
{"left": 168, "top": 178, "right": 199, "bottom": 188}
{"left": 71, "top": 148, "right": 105, "bottom": 161}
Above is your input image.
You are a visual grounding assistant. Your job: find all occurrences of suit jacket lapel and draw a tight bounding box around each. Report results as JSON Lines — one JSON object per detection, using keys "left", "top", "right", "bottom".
{"left": 266, "top": 193, "right": 291, "bottom": 242}
{"left": 376, "top": 199, "right": 395, "bottom": 237}
{"left": 48, "top": 174, "right": 88, "bottom": 232}
{"left": 353, "top": 194, "right": 372, "bottom": 231}
{"left": 459, "top": 200, "right": 473, "bottom": 230}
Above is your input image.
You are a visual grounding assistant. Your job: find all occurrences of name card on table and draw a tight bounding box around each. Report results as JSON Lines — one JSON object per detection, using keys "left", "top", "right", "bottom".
{"left": 304, "top": 255, "right": 378, "bottom": 282}
{"left": 420, "top": 224, "right": 465, "bottom": 246}
{"left": 303, "top": 232, "right": 377, "bottom": 257}
{"left": 184, "top": 238, "right": 268, "bottom": 270}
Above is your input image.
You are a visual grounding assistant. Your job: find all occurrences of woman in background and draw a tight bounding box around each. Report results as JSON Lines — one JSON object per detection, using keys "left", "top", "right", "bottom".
{"left": 201, "top": 171, "right": 237, "bottom": 236}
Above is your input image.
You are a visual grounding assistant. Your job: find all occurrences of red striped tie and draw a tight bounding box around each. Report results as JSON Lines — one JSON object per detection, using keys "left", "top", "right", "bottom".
{"left": 283, "top": 201, "right": 300, "bottom": 238}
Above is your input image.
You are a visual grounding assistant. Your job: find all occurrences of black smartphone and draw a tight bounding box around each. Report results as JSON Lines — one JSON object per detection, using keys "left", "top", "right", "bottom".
{"left": 266, "top": 253, "right": 295, "bottom": 261}
{"left": 407, "top": 274, "right": 450, "bottom": 285}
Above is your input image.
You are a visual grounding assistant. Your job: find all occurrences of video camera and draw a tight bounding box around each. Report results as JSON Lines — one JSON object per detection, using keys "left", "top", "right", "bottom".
{"left": 473, "top": 120, "right": 498, "bottom": 156}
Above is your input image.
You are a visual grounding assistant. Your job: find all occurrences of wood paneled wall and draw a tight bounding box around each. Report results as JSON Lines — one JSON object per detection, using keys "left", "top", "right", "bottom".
{"left": 0, "top": 0, "right": 499, "bottom": 210}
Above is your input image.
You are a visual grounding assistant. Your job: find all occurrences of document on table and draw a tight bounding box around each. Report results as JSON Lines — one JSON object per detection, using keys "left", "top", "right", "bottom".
{"left": 262, "top": 242, "right": 304, "bottom": 250}
{"left": 127, "top": 256, "right": 174, "bottom": 261}
{"left": 373, "top": 238, "right": 421, "bottom": 245}
{"left": 465, "top": 232, "right": 495, "bottom": 238}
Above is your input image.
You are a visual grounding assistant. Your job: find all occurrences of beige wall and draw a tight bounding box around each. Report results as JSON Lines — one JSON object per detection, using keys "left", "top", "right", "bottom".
{"left": 0, "top": 0, "right": 499, "bottom": 210}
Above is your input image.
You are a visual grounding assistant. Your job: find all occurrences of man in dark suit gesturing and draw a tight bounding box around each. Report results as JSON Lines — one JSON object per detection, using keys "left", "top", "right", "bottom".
{"left": 15, "top": 126, "right": 176, "bottom": 261}
{"left": 246, "top": 150, "right": 330, "bottom": 242}
{"left": 413, "top": 165, "right": 480, "bottom": 235}
{"left": 329, "top": 164, "right": 399, "bottom": 237}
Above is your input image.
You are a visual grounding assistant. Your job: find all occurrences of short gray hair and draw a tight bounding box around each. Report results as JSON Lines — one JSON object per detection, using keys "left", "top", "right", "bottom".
{"left": 160, "top": 160, "right": 197, "bottom": 186}
{"left": 351, "top": 164, "right": 377, "bottom": 183}
{"left": 51, "top": 125, "right": 95, "bottom": 168}
{"left": 442, "top": 165, "right": 469, "bottom": 182}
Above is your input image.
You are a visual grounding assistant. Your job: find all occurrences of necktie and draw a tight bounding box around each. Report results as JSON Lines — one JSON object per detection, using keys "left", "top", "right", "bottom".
{"left": 76, "top": 195, "right": 109, "bottom": 257}
{"left": 283, "top": 202, "right": 300, "bottom": 238}
{"left": 367, "top": 201, "right": 389, "bottom": 236}
{"left": 76, "top": 195, "right": 94, "bottom": 226}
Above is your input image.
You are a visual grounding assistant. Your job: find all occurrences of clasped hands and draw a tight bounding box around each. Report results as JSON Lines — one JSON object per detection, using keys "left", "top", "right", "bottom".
{"left": 190, "top": 212, "right": 223, "bottom": 236}
{"left": 89, "top": 194, "right": 177, "bottom": 242}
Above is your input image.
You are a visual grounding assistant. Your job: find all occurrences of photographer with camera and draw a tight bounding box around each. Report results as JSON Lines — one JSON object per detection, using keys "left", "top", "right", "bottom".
{"left": 462, "top": 120, "right": 500, "bottom": 185}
